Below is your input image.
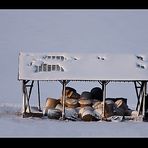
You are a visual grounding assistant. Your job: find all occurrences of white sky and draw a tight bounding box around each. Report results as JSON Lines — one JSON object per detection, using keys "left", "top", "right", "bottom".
{"left": 0, "top": 9, "right": 148, "bottom": 108}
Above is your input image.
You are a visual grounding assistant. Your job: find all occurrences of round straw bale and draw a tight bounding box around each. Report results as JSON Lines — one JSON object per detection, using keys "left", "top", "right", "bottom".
{"left": 80, "top": 91, "right": 92, "bottom": 100}
{"left": 65, "top": 98, "right": 79, "bottom": 108}
{"left": 79, "top": 99, "right": 92, "bottom": 107}
{"left": 93, "top": 101, "right": 114, "bottom": 118}
{"left": 91, "top": 87, "right": 103, "bottom": 101}
{"left": 43, "top": 98, "right": 60, "bottom": 115}
{"left": 79, "top": 106, "right": 97, "bottom": 121}
{"left": 45, "top": 97, "right": 59, "bottom": 109}
{"left": 115, "top": 99, "right": 128, "bottom": 111}
{"left": 47, "top": 108, "right": 62, "bottom": 119}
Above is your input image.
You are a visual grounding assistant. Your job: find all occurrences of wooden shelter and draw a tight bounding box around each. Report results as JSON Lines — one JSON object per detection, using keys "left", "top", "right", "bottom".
{"left": 18, "top": 52, "right": 148, "bottom": 120}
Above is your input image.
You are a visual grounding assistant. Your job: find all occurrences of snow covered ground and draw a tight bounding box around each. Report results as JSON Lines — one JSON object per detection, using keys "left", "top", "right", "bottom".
{"left": 0, "top": 101, "right": 148, "bottom": 138}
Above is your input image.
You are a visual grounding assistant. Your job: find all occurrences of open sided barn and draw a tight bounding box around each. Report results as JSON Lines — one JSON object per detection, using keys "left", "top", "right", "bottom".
{"left": 18, "top": 52, "right": 148, "bottom": 121}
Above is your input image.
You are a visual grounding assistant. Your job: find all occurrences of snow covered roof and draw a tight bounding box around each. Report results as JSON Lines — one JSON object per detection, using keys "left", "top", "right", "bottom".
{"left": 18, "top": 52, "right": 148, "bottom": 81}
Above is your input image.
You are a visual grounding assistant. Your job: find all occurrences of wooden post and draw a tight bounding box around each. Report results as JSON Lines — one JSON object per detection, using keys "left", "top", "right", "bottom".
{"left": 134, "top": 81, "right": 139, "bottom": 110}
{"left": 37, "top": 80, "right": 41, "bottom": 111}
{"left": 102, "top": 81, "right": 106, "bottom": 118}
{"left": 28, "top": 81, "right": 34, "bottom": 99}
{"left": 134, "top": 81, "right": 142, "bottom": 111}
{"left": 142, "top": 81, "right": 147, "bottom": 116}
{"left": 137, "top": 81, "right": 147, "bottom": 116}
{"left": 22, "top": 80, "right": 33, "bottom": 115}
{"left": 58, "top": 80, "right": 70, "bottom": 120}
{"left": 22, "top": 80, "right": 26, "bottom": 117}
{"left": 62, "top": 80, "right": 66, "bottom": 119}
{"left": 98, "top": 80, "right": 109, "bottom": 119}
{"left": 25, "top": 86, "right": 31, "bottom": 113}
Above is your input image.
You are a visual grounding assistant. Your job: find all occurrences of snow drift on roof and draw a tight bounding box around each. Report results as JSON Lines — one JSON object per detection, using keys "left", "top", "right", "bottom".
{"left": 18, "top": 52, "right": 148, "bottom": 81}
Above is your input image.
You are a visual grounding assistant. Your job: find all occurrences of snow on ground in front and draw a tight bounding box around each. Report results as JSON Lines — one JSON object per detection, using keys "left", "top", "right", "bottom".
{"left": 0, "top": 102, "right": 148, "bottom": 138}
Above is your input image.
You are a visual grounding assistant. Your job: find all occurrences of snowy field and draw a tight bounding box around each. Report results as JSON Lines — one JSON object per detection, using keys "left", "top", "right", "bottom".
{"left": 0, "top": 9, "right": 148, "bottom": 138}
{"left": 0, "top": 101, "right": 148, "bottom": 138}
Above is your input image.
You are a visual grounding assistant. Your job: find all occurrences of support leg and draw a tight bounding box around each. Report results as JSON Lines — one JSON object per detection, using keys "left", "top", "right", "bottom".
{"left": 37, "top": 80, "right": 41, "bottom": 111}
{"left": 62, "top": 80, "right": 66, "bottom": 120}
